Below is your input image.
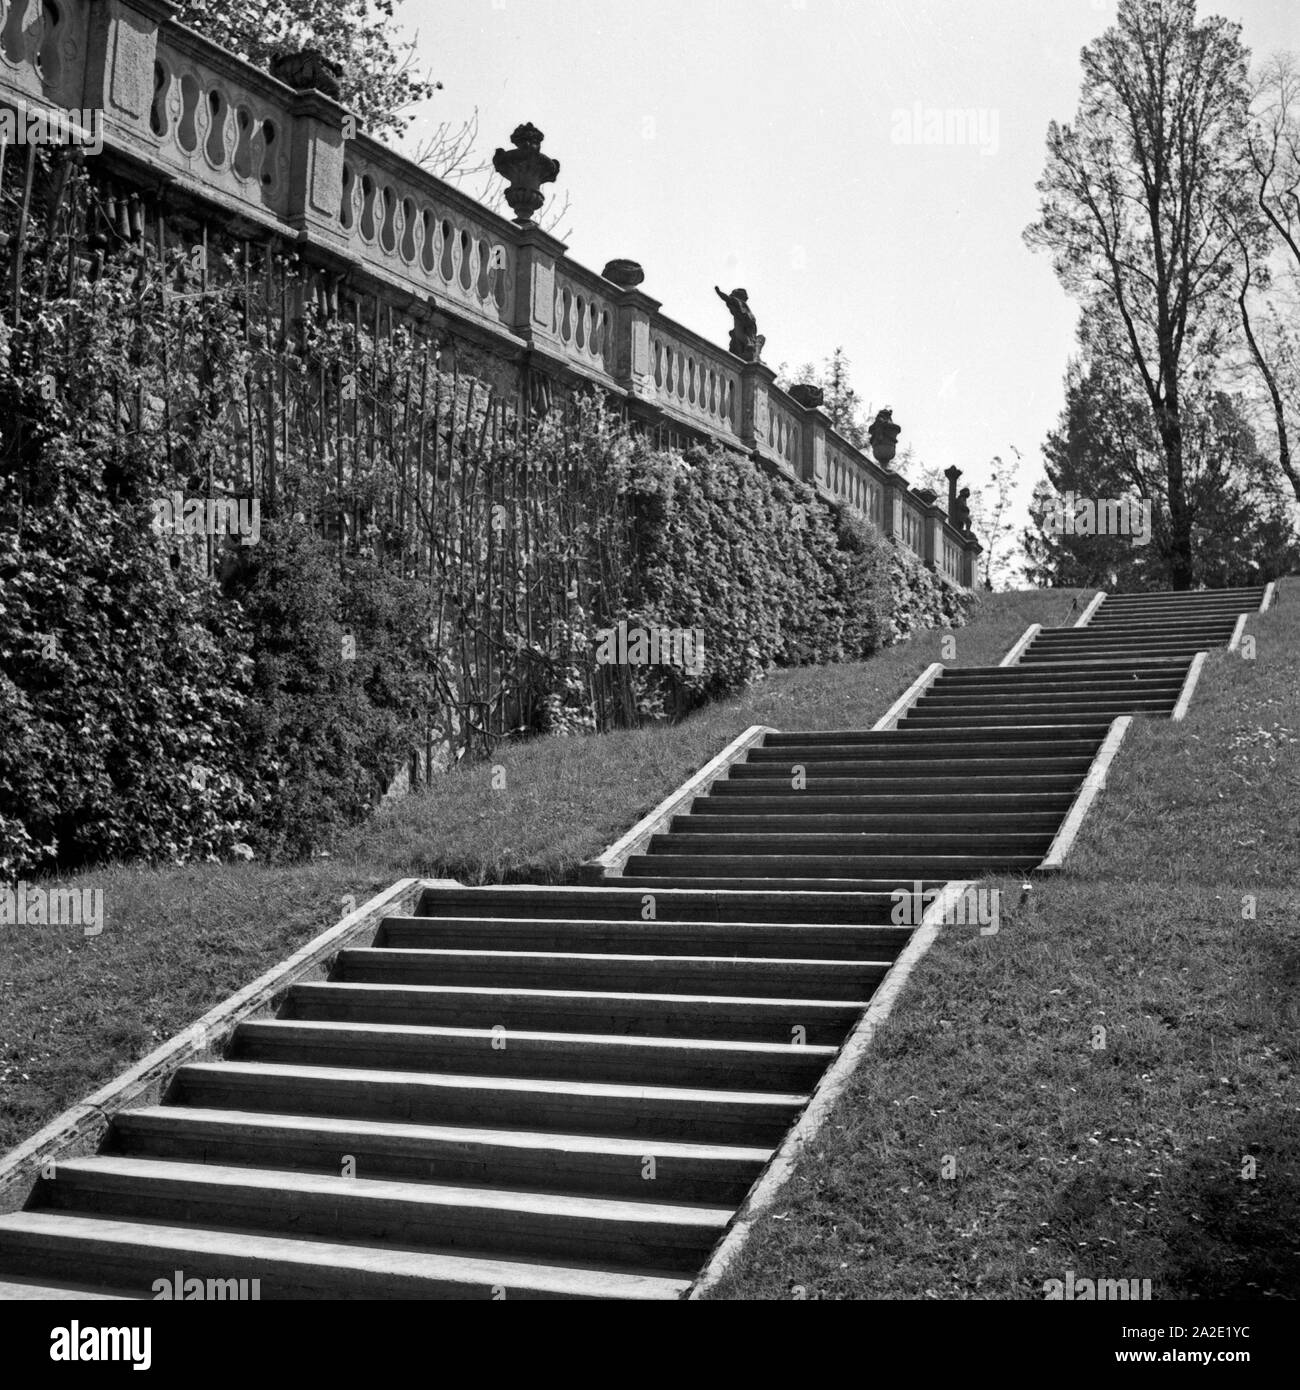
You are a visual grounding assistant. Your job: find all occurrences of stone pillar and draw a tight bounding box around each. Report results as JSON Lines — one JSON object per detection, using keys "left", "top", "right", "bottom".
{"left": 881, "top": 468, "right": 908, "bottom": 545}
{"left": 82, "top": 0, "right": 180, "bottom": 157}
{"left": 602, "top": 261, "right": 660, "bottom": 403}
{"left": 281, "top": 88, "right": 351, "bottom": 253}
{"left": 739, "top": 360, "right": 778, "bottom": 455}
{"left": 609, "top": 288, "right": 661, "bottom": 402}
{"left": 788, "top": 384, "right": 827, "bottom": 488}
{"left": 509, "top": 224, "right": 567, "bottom": 351}
{"left": 922, "top": 499, "right": 945, "bottom": 572}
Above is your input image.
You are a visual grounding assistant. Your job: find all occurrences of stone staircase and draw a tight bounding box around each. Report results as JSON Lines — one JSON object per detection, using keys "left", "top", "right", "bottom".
{"left": 0, "top": 587, "right": 1268, "bottom": 1299}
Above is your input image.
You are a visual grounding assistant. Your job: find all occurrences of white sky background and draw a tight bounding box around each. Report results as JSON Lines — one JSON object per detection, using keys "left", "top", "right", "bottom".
{"left": 392, "top": 0, "right": 1298, "bottom": 552}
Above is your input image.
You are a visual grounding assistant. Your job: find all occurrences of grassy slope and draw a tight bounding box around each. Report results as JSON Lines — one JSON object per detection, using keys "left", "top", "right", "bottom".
{"left": 0, "top": 586, "right": 1089, "bottom": 1152}
{"left": 707, "top": 579, "right": 1299, "bottom": 1300}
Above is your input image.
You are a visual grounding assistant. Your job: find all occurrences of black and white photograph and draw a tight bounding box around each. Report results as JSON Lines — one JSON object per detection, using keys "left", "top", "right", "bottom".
{"left": 0, "top": 0, "right": 1295, "bottom": 1362}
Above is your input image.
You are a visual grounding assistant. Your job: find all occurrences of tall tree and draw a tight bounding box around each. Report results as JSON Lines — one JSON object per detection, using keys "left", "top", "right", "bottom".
{"left": 821, "top": 347, "right": 870, "bottom": 447}
{"left": 1229, "top": 53, "right": 1300, "bottom": 505}
{"left": 773, "top": 349, "right": 871, "bottom": 446}
{"left": 1024, "top": 353, "right": 1298, "bottom": 588}
{"left": 1025, "top": 0, "right": 1255, "bottom": 588}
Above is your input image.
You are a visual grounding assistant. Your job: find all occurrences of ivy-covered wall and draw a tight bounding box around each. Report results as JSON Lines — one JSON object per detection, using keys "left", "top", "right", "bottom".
{"left": 0, "top": 150, "right": 973, "bottom": 878}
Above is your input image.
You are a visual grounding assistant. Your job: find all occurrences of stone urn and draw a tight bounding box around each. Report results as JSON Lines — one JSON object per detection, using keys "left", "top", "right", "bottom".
{"left": 915, "top": 487, "right": 939, "bottom": 506}
{"left": 492, "top": 123, "right": 560, "bottom": 226}
{"left": 788, "top": 383, "right": 825, "bottom": 410}
{"left": 270, "top": 48, "right": 344, "bottom": 100}
{"left": 868, "top": 408, "right": 901, "bottom": 466}
{"left": 601, "top": 259, "right": 645, "bottom": 289}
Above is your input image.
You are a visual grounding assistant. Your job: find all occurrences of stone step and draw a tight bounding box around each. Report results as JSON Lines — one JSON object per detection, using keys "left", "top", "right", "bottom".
{"left": 928, "top": 679, "right": 1185, "bottom": 695}
{"left": 691, "top": 795, "right": 1075, "bottom": 815}
{"left": 108, "top": 1106, "right": 772, "bottom": 1205}
{"left": 1028, "top": 627, "right": 1224, "bottom": 641}
{"left": 760, "top": 723, "right": 1124, "bottom": 742}
{"left": 38, "top": 1156, "right": 739, "bottom": 1272}
{"left": 229, "top": 1019, "right": 838, "bottom": 1092}
{"left": 376, "top": 915, "right": 912, "bottom": 959}
{"left": 1099, "top": 590, "right": 1262, "bottom": 603}
{"left": 1060, "top": 612, "right": 1242, "bottom": 623}
{"left": 623, "top": 853, "right": 1043, "bottom": 879}
{"left": 334, "top": 946, "right": 888, "bottom": 999}
{"left": 647, "top": 831, "right": 1053, "bottom": 855}
{"left": 1099, "top": 590, "right": 1263, "bottom": 602}
{"left": 1095, "top": 606, "right": 1256, "bottom": 617}
{"left": 1085, "top": 618, "right": 1240, "bottom": 632}
{"left": 413, "top": 886, "right": 905, "bottom": 924}
{"left": 1089, "top": 607, "right": 1242, "bottom": 616}
{"left": 1024, "top": 639, "right": 1225, "bottom": 654}
{"left": 170, "top": 1061, "right": 808, "bottom": 1145}
{"left": 1023, "top": 638, "right": 1221, "bottom": 654}
{"left": 609, "top": 875, "right": 951, "bottom": 894}
{"left": 727, "top": 755, "right": 1095, "bottom": 776}
{"left": 919, "top": 684, "right": 1182, "bottom": 700}
{"left": 933, "top": 661, "right": 1190, "bottom": 679}
{"left": 674, "top": 811, "right": 1065, "bottom": 833}
{"left": 0, "top": 1211, "right": 690, "bottom": 1300}
{"left": 1017, "top": 650, "right": 1208, "bottom": 665}
{"left": 999, "top": 656, "right": 1193, "bottom": 669}
{"left": 1090, "top": 611, "right": 1240, "bottom": 622}
{"left": 285, "top": 981, "right": 867, "bottom": 1045}
{"left": 745, "top": 738, "right": 1104, "bottom": 761}
{"left": 705, "top": 775, "right": 1086, "bottom": 795}
{"left": 897, "top": 713, "right": 1135, "bottom": 728}
{"left": 912, "top": 695, "right": 1174, "bottom": 712}
{"left": 907, "top": 701, "right": 1174, "bottom": 718}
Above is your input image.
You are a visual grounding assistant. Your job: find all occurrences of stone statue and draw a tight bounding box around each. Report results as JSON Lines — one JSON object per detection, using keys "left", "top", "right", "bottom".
{"left": 954, "top": 486, "right": 973, "bottom": 535}
{"left": 715, "top": 286, "right": 764, "bottom": 361}
{"left": 868, "top": 407, "right": 901, "bottom": 466}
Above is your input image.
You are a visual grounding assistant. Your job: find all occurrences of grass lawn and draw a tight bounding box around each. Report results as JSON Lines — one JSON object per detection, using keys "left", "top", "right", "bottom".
{"left": 0, "top": 585, "right": 1089, "bottom": 1153}
{"left": 706, "top": 579, "right": 1299, "bottom": 1300}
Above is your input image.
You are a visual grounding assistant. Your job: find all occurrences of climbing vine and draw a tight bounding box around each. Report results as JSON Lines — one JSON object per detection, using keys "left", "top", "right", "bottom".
{"left": 0, "top": 148, "right": 968, "bottom": 875}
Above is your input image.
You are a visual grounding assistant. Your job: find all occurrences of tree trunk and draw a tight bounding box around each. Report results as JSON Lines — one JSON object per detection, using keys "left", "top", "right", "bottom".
{"left": 1158, "top": 406, "right": 1194, "bottom": 590}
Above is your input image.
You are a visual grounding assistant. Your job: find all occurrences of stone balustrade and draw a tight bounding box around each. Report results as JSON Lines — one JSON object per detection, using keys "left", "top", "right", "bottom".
{"left": 338, "top": 133, "right": 519, "bottom": 331}
{"left": 645, "top": 314, "right": 743, "bottom": 441}
{"left": 0, "top": 0, "right": 981, "bottom": 587}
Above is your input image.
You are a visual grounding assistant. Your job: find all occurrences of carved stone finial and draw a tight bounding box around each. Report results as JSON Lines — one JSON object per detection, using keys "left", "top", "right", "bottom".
{"left": 602, "top": 259, "right": 645, "bottom": 289}
{"left": 271, "top": 48, "right": 344, "bottom": 101}
{"left": 788, "top": 383, "right": 825, "bottom": 410}
{"left": 944, "top": 464, "right": 963, "bottom": 514}
{"left": 492, "top": 123, "right": 560, "bottom": 226}
{"left": 714, "top": 286, "right": 764, "bottom": 362}
{"left": 868, "top": 407, "right": 901, "bottom": 466}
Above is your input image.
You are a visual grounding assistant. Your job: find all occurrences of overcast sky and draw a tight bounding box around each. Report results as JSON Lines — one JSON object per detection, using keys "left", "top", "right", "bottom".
{"left": 393, "top": 0, "right": 1297, "bottom": 515}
